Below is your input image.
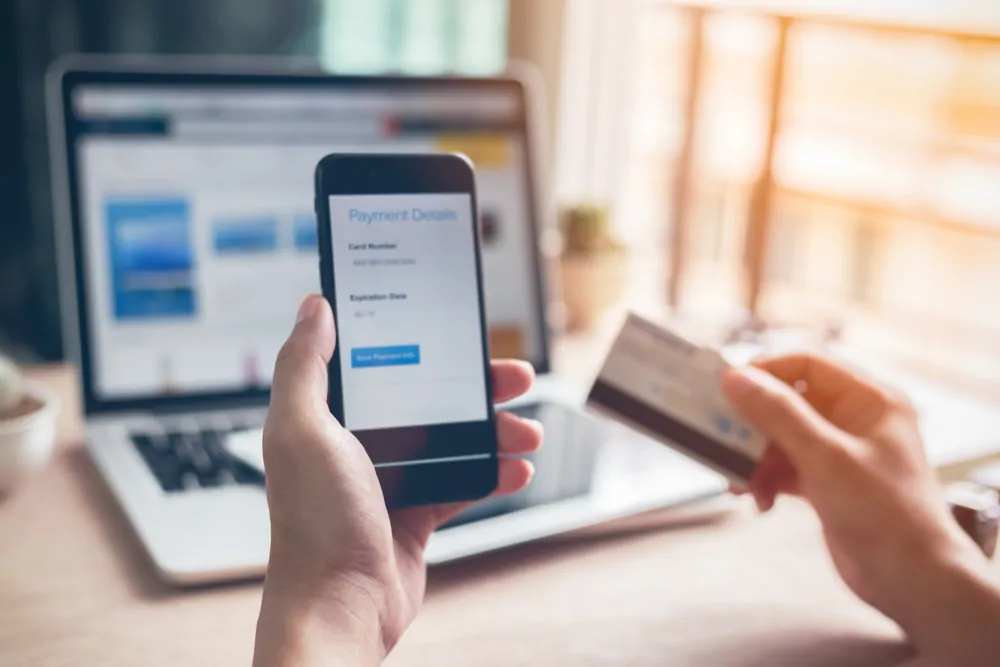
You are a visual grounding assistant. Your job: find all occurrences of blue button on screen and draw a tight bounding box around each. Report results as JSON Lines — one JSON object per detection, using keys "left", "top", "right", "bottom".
{"left": 351, "top": 345, "right": 421, "bottom": 368}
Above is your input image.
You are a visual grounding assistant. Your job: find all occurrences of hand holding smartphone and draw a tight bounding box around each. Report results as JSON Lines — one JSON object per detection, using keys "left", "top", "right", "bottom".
{"left": 314, "top": 153, "right": 498, "bottom": 508}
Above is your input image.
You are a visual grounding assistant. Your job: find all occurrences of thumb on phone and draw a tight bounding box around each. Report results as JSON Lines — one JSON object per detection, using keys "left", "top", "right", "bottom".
{"left": 269, "top": 294, "right": 338, "bottom": 428}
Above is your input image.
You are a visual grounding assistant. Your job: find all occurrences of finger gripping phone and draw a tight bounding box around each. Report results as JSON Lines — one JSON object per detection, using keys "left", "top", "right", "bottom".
{"left": 314, "top": 153, "right": 498, "bottom": 508}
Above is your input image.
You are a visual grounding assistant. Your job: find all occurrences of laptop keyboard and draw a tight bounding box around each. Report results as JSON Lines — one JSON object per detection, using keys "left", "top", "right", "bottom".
{"left": 131, "top": 425, "right": 265, "bottom": 493}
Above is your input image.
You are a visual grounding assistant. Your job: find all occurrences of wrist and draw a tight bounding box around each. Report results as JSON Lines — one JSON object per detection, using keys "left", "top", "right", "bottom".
{"left": 254, "top": 564, "right": 385, "bottom": 667}
{"left": 885, "top": 527, "right": 1000, "bottom": 665}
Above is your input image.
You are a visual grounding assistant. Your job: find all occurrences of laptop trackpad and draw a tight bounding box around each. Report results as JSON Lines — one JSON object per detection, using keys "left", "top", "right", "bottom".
{"left": 442, "top": 401, "right": 612, "bottom": 528}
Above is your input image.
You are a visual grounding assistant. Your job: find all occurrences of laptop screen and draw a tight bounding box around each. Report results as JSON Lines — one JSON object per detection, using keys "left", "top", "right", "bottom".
{"left": 57, "top": 73, "right": 549, "bottom": 410}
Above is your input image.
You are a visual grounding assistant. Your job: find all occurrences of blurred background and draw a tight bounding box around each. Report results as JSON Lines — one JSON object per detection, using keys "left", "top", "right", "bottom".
{"left": 5, "top": 0, "right": 1000, "bottom": 398}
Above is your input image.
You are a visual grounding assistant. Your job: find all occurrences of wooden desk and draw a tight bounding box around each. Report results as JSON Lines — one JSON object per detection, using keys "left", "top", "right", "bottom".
{"left": 0, "top": 365, "right": 961, "bottom": 667}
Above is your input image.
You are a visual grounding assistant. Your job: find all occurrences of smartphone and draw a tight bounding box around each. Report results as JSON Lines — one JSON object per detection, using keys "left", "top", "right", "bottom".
{"left": 314, "top": 153, "right": 498, "bottom": 508}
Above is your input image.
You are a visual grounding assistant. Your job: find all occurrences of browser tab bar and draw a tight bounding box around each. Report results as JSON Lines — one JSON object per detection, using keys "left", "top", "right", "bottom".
{"left": 74, "top": 86, "right": 519, "bottom": 119}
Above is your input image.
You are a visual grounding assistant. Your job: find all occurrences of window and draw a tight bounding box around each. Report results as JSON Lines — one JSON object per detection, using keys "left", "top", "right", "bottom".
{"left": 764, "top": 21, "right": 1000, "bottom": 386}
{"left": 598, "top": 0, "right": 1000, "bottom": 389}
{"left": 320, "top": 0, "right": 508, "bottom": 75}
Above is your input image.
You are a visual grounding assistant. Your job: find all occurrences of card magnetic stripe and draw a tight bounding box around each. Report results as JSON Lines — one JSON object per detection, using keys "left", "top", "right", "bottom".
{"left": 588, "top": 379, "right": 757, "bottom": 480}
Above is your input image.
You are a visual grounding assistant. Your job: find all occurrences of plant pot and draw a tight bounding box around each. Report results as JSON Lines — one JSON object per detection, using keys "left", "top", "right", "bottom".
{"left": 559, "top": 252, "right": 628, "bottom": 331}
{"left": 0, "top": 384, "right": 60, "bottom": 494}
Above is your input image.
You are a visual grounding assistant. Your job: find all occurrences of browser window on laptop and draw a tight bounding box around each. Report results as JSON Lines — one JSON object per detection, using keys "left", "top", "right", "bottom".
{"left": 71, "top": 84, "right": 546, "bottom": 400}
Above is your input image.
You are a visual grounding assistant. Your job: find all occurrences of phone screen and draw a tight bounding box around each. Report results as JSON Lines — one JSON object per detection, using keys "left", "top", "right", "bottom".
{"left": 316, "top": 153, "right": 498, "bottom": 508}
{"left": 327, "top": 193, "right": 489, "bottom": 431}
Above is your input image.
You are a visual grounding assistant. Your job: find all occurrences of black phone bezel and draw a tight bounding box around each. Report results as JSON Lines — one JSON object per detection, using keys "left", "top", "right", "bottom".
{"left": 314, "top": 153, "right": 498, "bottom": 508}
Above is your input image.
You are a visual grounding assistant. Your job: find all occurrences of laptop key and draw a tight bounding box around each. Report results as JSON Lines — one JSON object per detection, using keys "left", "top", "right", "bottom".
{"left": 200, "top": 430, "right": 227, "bottom": 458}
{"left": 197, "top": 471, "right": 221, "bottom": 488}
{"left": 166, "top": 431, "right": 186, "bottom": 457}
{"left": 173, "top": 433, "right": 196, "bottom": 461}
{"left": 233, "top": 461, "right": 265, "bottom": 485}
{"left": 132, "top": 434, "right": 152, "bottom": 451}
{"left": 181, "top": 472, "right": 200, "bottom": 490}
{"left": 150, "top": 434, "right": 169, "bottom": 452}
{"left": 188, "top": 440, "right": 213, "bottom": 472}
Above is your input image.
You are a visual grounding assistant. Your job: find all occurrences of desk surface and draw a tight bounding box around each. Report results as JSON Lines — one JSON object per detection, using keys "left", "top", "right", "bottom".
{"left": 0, "top": 364, "right": 962, "bottom": 667}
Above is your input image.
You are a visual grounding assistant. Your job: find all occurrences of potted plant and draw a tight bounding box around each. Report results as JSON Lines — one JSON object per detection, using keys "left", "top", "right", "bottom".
{"left": 558, "top": 203, "right": 627, "bottom": 331}
{"left": 0, "top": 355, "right": 59, "bottom": 494}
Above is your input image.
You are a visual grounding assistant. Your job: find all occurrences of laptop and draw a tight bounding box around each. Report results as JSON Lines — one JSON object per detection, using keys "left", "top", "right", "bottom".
{"left": 48, "top": 62, "right": 728, "bottom": 585}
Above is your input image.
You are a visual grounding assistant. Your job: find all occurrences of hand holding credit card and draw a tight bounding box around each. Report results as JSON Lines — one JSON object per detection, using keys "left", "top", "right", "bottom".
{"left": 587, "top": 313, "right": 767, "bottom": 483}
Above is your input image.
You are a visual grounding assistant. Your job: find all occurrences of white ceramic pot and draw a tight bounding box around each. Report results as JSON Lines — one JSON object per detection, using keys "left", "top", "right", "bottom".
{"left": 0, "top": 384, "right": 60, "bottom": 494}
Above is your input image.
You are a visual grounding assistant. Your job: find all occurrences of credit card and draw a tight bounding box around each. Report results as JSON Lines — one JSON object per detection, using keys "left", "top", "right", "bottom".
{"left": 586, "top": 313, "right": 767, "bottom": 483}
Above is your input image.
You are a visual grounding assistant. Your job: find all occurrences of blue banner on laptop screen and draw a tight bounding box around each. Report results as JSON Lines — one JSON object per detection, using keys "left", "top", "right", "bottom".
{"left": 105, "top": 197, "right": 197, "bottom": 320}
{"left": 293, "top": 213, "right": 317, "bottom": 251}
{"left": 212, "top": 217, "right": 279, "bottom": 255}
